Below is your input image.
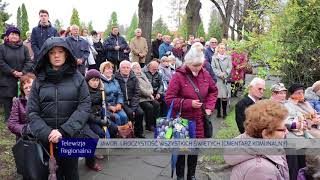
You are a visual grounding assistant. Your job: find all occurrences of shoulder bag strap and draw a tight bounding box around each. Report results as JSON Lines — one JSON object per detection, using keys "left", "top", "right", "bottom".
{"left": 186, "top": 75, "right": 206, "bottom": 115}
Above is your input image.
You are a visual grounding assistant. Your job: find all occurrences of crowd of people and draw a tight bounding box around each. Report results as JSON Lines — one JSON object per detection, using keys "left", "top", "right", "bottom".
{"left": 1, "top": 8, "right": 320, "bottom": 180}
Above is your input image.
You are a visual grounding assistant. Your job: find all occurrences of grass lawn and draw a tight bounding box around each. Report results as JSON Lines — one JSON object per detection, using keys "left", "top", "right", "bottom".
{"left": 206, "top": 88, "right": 272, "bottom": 164}
{"left": 0, "top": 107, "right": 18, "bottom": 179}
{"left": 206, "top": 108, "right": 240, "bottom": 164}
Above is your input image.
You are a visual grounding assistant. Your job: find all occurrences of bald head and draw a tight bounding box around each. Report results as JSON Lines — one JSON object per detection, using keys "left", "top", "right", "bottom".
{"left": 148, "top": 61, "right": 159, "bottom": 75}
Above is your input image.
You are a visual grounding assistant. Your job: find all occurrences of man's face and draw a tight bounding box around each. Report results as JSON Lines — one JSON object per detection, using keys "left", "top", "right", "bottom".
{"left": 189, "top": 36, "right": 195, "bottom": 42}
{"left": 157, "top": 33, "right": 162, "bottom": 40}
{"left": 164, "top": 36, "right": 171, "bottom": 44}
{"left": 210, "top": 39, "right": 218, "bottom": 49}
{"left": 149, "top": 62, "right": 159, "bottom": 75}
{"left": 71, "top": 27, "right": 79, "bottom": 36}
{"left": 249, "top": 82, "right": 266, "bottom": 99}
{"left": 135, "top": 30, "right": 142, "bottom": 37}
{"left": 112, "top": 28, "right": 119, "bottom": 36}
{"left": 120, "top": 63, "right": 131, "bottom": 76}
{"left": 39, "top": 13, "right": 49, "bottom": 24}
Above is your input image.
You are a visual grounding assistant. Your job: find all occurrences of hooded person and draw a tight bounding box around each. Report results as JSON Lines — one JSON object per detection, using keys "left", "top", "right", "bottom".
{"left": 27, "top": 37, "right": 92, "bottom": 180}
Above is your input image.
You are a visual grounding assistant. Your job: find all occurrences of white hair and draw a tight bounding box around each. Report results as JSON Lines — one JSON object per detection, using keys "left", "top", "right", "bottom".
{"left": 131, "top": 62, "right": 140, "bottom": 68}
{"left": 249, "top": 77, "right": 265, "bottom": 87}
{"left": 119, "top": 60, "right": 131, "bottom": 68}
{"left": 134, "top": 28, "right": 142, "bottom": 33}
{"left": 70, "top": 24, "right": 79, "bottom": 30}
{"left": 184, "top": 42, "right": 205, "bottom": 65}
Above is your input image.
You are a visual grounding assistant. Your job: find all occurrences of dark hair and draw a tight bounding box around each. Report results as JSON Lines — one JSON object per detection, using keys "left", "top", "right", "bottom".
{"left": 90, "top": 30, "right": 98, "bottom": 36}
{"left": 20, "top": 73, "right": 36, "bottom": 97}
{"left": 39, "top": 9, "right": 49, "bottom": 16}
{"left": 59, "top": 29, "right": 66, "bottom": 36}
{"left": 111, "top": 26, "right": 118, "bottom": 30}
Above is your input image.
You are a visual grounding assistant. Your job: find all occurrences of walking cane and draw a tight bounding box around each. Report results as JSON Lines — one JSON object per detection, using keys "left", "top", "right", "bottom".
{"left": 100, "top": 80, "right": 110, "bottom": 160}
{"left": 48, "top": 142, "right": 57, "bottom": 180}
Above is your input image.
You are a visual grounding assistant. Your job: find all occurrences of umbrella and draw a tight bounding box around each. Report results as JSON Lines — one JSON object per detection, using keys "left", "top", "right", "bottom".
{"left": 48, "top": 142, "right": 57, "bottom": 180}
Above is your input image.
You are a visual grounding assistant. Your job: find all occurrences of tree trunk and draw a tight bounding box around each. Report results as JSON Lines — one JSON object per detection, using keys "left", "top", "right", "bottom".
{"left": 186, "top": 0, "right": 201, "bottom": 36}
{"left": 236, "top": 0, "right": 244, "bottom": 40}
{"left": 211, "top": 0, "right": 235, "bottom": 39}
{"left": 232, "top": 0, "right": 240, "bottom": 40}
{"left": 138, "top": 0, "right": 153, "bottom": 64}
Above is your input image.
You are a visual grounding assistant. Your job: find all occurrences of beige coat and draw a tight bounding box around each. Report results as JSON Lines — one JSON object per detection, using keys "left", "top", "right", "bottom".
{"left": 130, "top": 37, "right": 148, "bottom": 63}
{"left": 135, "top": 72, "right": 154, "bottom": 102}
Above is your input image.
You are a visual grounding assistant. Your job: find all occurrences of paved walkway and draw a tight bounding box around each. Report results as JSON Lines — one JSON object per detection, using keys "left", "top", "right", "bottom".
{"left": 79, "top": 131, "right": 209, "bottom": 180}
{"left": 79, "top": 73, "right": 280, "bottom": 180}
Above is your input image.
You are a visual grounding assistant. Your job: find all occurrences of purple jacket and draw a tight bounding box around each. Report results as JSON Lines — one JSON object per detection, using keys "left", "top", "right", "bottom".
{"left": 165, "top": 65, "right": 218, "bottom": 138}
{"left": 224, "top": 133, "right": 290, "bottom": 180}
{"left": 7, "top": 97, "right": 28, "bottom": 140}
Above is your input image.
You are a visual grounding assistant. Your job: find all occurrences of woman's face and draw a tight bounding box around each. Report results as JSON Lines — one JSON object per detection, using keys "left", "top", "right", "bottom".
{"left": 8, "top": 32, "right": 20, "bottom": 43}
{"left": 23, "top": 79, "right": 33, "bottom": 97}
{"left": 82, "top": 30, "right": 88, "bottom": 37}
{"left": 88, "top": 78, "right": 100, "bottom": 89}
{"left": 49, "top": 47, "right": 67, "bottom": 70}
{"left": 161, "top": 58, "right": 170, "bottom": 67}
{"left": 132, "top": 64, "right": 141, "bottom": 74}
{"left": 218, "top": 45, "right": 226, "bottom": 55}
{"left": 263, "top": 120, "right": 288, "bottom": 139}
{"left": 103, "top": 67, "right": 114, "bottom": 78}
{"left": 187, "top": 63, "right": 203, "bottom": 76}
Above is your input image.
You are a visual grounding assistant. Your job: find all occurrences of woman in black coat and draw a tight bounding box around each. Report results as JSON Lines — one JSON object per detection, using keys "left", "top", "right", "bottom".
{"left": 0, "top": 26, "right": 33, "bottom": 121}
{"left": 27, "top": 37, "right": 91, "bottom": 180}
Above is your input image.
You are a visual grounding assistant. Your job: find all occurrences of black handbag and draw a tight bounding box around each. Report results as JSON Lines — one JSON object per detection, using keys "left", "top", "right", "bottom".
{"left": 186, "top": 75, "right": 213, "bottom": 138}
{"left": 12, "top": 127, "right": 49, "bottom": 180}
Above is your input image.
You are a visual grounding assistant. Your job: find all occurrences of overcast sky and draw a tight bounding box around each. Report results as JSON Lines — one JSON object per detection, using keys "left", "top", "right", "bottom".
{"left": 5, "top": 0, "right": 215, "bottom": 32}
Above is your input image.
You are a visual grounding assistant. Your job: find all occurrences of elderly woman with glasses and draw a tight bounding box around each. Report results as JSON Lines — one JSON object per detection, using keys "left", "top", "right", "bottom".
{"left": 225, "top": 99, "right": 290, "bottom": 180}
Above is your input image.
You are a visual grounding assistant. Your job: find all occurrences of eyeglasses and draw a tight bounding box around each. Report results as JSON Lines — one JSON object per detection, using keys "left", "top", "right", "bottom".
{"left": 210, "top": 42, "right": 217, "bottom": 44}
{"left": 275, "top": 128, "right": 288, "bottom": 133}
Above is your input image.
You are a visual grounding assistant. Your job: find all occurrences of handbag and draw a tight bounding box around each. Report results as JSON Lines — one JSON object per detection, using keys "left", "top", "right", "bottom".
{"left": 117, "top": 121, "right": 134, "bottom": 138}
{"left": 12, "top": 129, "right": 49, "bottom": 180}
{"left": 186, "top": 75, "right": 213, "bottom": 138}
{"left": 214, "top": 57, "right": 233, "bottom": 83}
{"left": 154, "top": 100, "right": 196, "bottom": 139}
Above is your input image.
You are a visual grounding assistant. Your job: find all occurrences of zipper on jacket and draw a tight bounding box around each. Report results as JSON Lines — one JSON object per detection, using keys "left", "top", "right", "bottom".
{"left": 125, "top": 81, "right": 129, "bottom": 105}
{"left": 55, "top": 86, "right": 58, "bottom": 129}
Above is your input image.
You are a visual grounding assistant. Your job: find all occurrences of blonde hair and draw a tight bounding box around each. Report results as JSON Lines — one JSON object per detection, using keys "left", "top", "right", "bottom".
{"left": 184, "top": 42, "right": 205, "bottom": 66}
{"left": 214, "top": 43, "right": 226, "bottom": 55}
{"left": 99, "top": 61, "right": 114, "bottom": 73}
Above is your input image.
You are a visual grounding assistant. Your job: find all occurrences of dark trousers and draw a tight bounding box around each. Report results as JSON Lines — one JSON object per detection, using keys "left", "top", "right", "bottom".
{"left": 56, "top": 157, "right": 79, "bottom": 180}
{"left": 123, "top": 105, "right": 144, "bottom": 136}
{"left": 0, "top": 97, "right": 13, "bottom": 122}
{"left": 159, "top": 96, "right": 168, "bottom": 117}
{"left": 140, "top": 100, "right": 160, "bottom": 128}
{"left": 216, "top": 98, "right": 227, "bottom": 117}
{"left": 286, "top": 153, "right": 306, "bottom": 180}
{"left": 140, "top": 63, "right": 145, "bottom": 68}
{"left": 176, "top": 155, "right": 198, "bottom": 178}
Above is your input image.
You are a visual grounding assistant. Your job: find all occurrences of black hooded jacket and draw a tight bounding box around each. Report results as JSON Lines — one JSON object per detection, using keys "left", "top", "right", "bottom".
{"left": 27, "top": 37, "right": 92, "bottom": 142}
